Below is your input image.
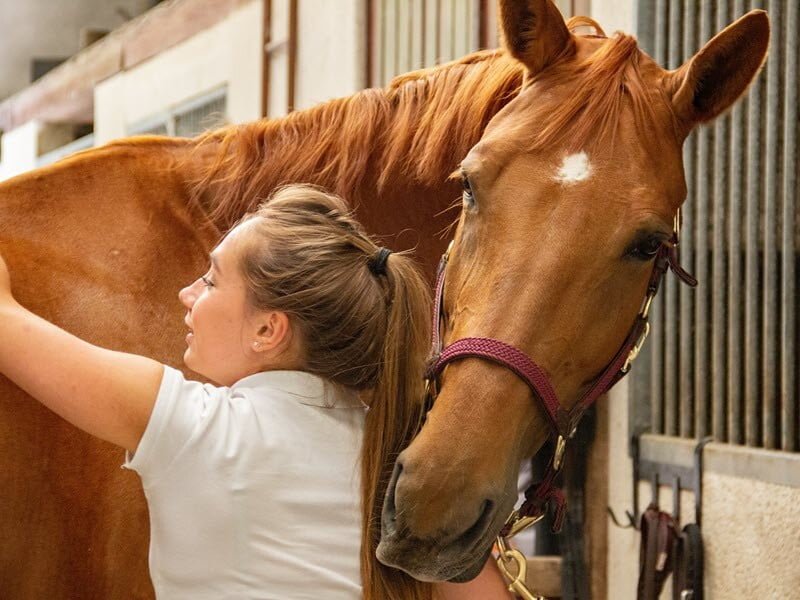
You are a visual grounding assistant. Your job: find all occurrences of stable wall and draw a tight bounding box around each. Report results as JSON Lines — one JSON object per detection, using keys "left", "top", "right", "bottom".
{"left": 94, "top": 0, "right": 264, "bottom": 144}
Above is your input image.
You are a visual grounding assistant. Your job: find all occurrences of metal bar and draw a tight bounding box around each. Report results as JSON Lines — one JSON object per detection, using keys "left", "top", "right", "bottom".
{"left": 780, "top": 0, "right": 797, "bottom": 451}
{"left": 419, "top": 0, "right": 424, "bottom": 68}
{"left": 636, "top": 0, "right": 656, "bottom": 56}
{"left": 762, "top": 0, "right": 782, "bottom": 450}
{"left": 679, "top": 0, "right": 697, "bottom": 439}
{"left": 693, "top": 0, "right": 713, "bottom": 439}
{"left": 650, "top": 0, "right": 668, "bottom": 437}
{"left": 651, "top": 291, "right": 665, "bottom": 434}
{"left": 712, "top": 1, "right": 729, "bottom": 442}
{"left": 727, "top": 0, "right": 747, "bottom": 445}
{"left": 654, "top": 0, "right": 668, "bottom": 65}
{"left": 744, "top": 0, "right": 765, "bottom": 447}
{"left": 397, "top": 0, "right": 409, "bottom": 74}
{"left": 664, "top": 0, "right": 682, "bottom": 436}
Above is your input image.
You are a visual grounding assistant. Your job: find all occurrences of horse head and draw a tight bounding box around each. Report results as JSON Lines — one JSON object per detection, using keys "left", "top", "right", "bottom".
{"left": 377, "top": 0, "right": 769, "bottom": 582}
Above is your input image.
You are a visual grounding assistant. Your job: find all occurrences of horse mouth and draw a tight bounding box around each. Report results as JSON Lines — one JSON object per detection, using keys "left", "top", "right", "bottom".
{"left": 376, "top": 534, "right": 494, "bottom": 582}
{"left": 377, "top": 473, "right": 500, "bottom": 582}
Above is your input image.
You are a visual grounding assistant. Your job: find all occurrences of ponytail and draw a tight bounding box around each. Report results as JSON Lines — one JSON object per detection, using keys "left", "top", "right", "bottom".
{"left": 359, "top": 253, "right": 433, "bottom": 600}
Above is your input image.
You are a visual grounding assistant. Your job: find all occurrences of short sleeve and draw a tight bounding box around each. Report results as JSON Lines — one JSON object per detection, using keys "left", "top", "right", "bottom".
{"left": 123, "top": 366, "right": 223, "bottom": 484}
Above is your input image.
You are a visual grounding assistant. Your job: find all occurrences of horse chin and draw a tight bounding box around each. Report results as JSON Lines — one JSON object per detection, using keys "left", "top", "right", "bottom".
{"left": 376, "top": 534, "right": 494, "bottom": 583}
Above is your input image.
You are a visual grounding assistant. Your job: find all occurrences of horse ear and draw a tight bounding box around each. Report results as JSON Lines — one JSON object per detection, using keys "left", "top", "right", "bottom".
{"left": 499, "top": 0, "right": 574, "bottom": 76}
{"left": 666, "top": 10, "right": 769, "bottom": 129}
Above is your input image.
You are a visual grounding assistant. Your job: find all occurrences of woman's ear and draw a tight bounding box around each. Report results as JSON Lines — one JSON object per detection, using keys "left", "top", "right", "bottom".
{"left": 252, "top": 311, "right": 293, "bottom": 355}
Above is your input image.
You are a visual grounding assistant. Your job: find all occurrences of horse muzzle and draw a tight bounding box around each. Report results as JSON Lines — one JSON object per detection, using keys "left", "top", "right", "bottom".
{"left": 376, "top": 455, "right": 515, "bottom": 582}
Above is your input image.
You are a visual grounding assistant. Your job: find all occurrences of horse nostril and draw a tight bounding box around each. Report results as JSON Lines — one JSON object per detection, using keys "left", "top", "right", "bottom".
{"left": 382, "top": 461, "right": 403, "bottom": 531}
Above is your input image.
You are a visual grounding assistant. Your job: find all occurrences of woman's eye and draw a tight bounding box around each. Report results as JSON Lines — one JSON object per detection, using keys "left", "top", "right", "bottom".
{"left": 200, "top": 275, "right": 215, "bottom": 287}
{"left": 628, "top": 237, "right": 664, "bottom": 261}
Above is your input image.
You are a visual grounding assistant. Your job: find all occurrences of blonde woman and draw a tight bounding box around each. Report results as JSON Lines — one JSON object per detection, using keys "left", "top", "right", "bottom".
{"left": 0, "top": 184, "right": 510, "bottom": 599}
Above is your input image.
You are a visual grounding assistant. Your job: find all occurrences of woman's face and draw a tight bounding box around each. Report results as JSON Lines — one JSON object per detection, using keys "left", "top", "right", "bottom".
{"left": 178, "top": 222, "right": 261, "bottom": 386}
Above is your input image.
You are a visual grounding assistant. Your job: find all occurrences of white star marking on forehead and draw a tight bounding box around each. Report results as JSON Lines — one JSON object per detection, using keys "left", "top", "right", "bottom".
{"left": 555, "top": 152, "right": 592, "bottom": 184}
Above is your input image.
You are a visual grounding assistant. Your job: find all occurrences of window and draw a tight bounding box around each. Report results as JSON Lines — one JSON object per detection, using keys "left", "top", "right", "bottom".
{"left": 129, "top": 88, "right": 227, "bottom": 137}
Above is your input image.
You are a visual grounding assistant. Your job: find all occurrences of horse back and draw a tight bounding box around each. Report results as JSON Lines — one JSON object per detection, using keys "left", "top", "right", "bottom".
{"left": 0, "top": 139, "right": 217, "bottom": 599}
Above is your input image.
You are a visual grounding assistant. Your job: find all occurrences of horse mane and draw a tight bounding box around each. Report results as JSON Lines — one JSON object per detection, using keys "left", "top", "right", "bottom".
{"left": 188, "top": 49, "right": 524, "bottom": 228}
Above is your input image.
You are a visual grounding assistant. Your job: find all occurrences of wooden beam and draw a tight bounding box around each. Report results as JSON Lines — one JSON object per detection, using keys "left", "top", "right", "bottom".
{"left": 586, "top": 400, "right": 610, "bottom": 600}
{"left": 287, "top": 0, "right": 298, "bottom": 113}
{"left": 0, "top": 0, "right": 252, "bottom": 131}
{"left": 122, "top": 0, "right": 252, "bottom": 69}
{"left": 525, "top": 556, "right": 562, "bottom": 598}
{"left": 261, "top": 0, "right": 271, "bottom": 118}
{"left": 0, "top": 38, "right": 121, "bottom": 130}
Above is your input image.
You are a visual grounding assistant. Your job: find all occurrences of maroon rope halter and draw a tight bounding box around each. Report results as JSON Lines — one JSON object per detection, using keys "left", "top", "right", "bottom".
{"left": 423, "top": 224, "right": 697, "bottom": 534}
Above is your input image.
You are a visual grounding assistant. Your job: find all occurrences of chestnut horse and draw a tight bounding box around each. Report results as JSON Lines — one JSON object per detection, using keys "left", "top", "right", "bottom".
{"left": 0, "top": 1, "right": 768, "bottom": 598}
{"left": 377, "top": 0, "right": 770, "bottom": 584}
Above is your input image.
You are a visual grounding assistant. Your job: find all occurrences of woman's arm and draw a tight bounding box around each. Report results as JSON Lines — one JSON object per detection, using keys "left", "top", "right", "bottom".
{"left": 434, "top": 557, "right": 515, "bottom": 600}
{"left": 0, "top": 254, "right": 162, "bottom": 452}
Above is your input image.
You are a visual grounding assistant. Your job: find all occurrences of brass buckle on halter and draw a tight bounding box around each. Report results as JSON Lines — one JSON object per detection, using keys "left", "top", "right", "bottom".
{"left": 553, "top": 434, "right": 567, "bottom": 470}
{"left": 503, "top": 509, "right": 546, "bottom": 540}
{"left": 622, "top": 321, "right": 651, "bottom": 373}
{"left": 640, "top": 294, "right": 655, "bottom": 320}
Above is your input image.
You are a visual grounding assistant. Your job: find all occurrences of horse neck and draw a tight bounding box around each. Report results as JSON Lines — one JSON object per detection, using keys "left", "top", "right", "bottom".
{"left": 191, "top": 51, "right": 524, "bottom": 259}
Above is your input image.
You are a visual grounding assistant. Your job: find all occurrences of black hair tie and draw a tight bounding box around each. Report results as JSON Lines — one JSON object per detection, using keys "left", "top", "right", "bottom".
{"left": 368, "top": 247, "right": 392, "bottom": 276}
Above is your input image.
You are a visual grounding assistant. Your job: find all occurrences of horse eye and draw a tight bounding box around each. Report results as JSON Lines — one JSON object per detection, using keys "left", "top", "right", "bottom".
{"left": 461, "top": 173, "right": 475, "bottom": 207}
{"left": 627, "top": 236, "right": 664, "bottom": 261}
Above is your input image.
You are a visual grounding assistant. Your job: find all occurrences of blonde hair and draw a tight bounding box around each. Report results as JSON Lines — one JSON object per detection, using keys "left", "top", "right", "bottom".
{"left": 235, "top": 185, "right": 433, "bottom": 600}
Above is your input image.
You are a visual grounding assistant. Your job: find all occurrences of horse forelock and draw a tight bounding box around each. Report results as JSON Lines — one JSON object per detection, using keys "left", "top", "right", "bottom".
{"left": 518, "top": 30, "right": 678, "bottom": 157}
{"left": 187, "top": 50, "right": 525, "bottom": 230}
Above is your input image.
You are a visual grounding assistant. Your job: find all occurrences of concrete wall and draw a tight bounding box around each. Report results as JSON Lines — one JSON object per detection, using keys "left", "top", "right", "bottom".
{"left": 0, "top": 121, "right": 40, "bottom": 180}
{"left": 294, "top": 0, "right": 365, "bottom": 110}
{"left": 0, "top": 0, "right": 155, "bottom": 101}
{"left": 94, "top": 0, "right": 264, "bottom": 144}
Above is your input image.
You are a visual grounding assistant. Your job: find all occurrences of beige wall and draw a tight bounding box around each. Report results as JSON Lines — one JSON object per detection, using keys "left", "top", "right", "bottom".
{"left": 0, "top": 121, "right": 40, "bottom": 180}
{"left": 94, "top": 0, "right": 264, "bottom": 144}
{"left": 294, "top": 0, "right": 365, "bottom": 111}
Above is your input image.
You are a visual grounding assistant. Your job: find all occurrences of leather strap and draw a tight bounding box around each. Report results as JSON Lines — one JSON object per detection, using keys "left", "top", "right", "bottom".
{"left": 637, "top": 504, "right": 677, "bottom": 600}
{"left": 672, "top": 523, "right": 704, "bottom": 600}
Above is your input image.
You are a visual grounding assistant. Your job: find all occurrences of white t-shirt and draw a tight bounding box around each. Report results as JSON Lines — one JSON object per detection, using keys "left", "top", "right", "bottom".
{"left": 124, "top": 366, "right": 366, "bottom": 599}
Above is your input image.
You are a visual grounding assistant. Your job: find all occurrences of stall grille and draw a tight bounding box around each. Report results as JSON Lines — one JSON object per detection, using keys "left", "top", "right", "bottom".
{"left": 635, "top": 0, "right": 798, "bottom": 451}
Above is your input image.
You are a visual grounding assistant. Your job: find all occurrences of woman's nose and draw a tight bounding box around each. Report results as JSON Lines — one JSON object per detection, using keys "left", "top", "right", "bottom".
{"left": 179, "top": 282, "right": 198, "bottom": 308}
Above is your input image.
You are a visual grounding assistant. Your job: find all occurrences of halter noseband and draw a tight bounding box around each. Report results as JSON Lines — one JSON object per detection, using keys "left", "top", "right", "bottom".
{"left": 423, "top": 211, "right": 697, "bottom": 541}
